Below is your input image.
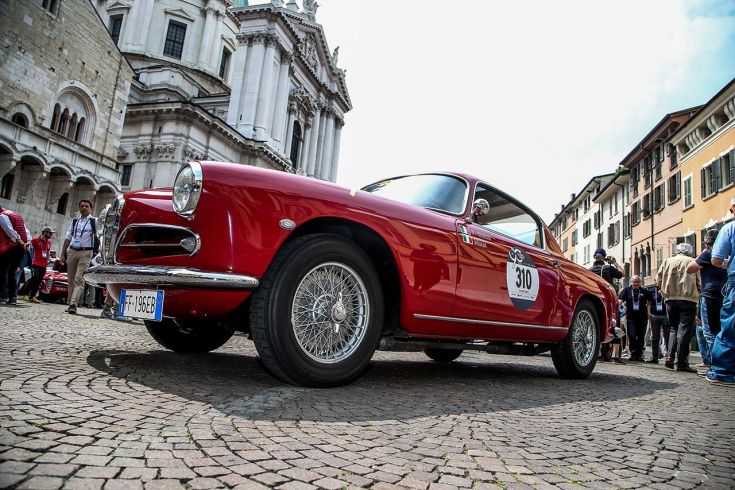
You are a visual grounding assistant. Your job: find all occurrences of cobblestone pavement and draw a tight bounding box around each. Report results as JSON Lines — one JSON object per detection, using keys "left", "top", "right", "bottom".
{"left": 1, "top": 302, "right": 734, "bottom": 490}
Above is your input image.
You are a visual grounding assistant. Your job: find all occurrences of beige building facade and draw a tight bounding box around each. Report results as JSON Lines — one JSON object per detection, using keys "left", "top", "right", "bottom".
{"left": 0, "top": 0, "right": 134, "bottom": 251}
{"left": 672, "top": 78, "right": 735, "bottom": 246}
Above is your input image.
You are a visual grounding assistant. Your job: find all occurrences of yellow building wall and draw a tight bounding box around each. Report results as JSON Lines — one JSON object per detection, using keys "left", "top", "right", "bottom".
{"left": 680, "top": 124, "right": 735, "bottom": 240}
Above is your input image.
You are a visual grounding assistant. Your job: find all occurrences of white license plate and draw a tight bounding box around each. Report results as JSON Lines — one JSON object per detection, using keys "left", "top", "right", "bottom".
{"left": 119, "top": 289, "right": 164, "bottom": 321}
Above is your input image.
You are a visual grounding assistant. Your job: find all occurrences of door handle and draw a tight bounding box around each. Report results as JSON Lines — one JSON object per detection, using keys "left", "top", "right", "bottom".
{"left": 545, "top": 259, "right": 561, "bottom": 269}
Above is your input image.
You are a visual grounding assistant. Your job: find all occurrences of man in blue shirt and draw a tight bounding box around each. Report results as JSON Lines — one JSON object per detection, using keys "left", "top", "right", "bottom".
{"left": 687, "top": 229, "right": 727, "bottom": 368}
{"left": 708, "top": 197, "right": 735, "bottom": 386}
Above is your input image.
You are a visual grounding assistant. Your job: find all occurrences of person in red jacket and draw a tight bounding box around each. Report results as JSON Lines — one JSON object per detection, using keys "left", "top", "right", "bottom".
{"left": 24, "top": 226, "right": 55, "bottom": 303}
{"left": 0, "top": 205, "right": 29, "bottom": 305}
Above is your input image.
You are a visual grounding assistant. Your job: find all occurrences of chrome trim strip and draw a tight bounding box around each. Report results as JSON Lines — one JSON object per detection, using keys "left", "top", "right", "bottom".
{"left": 84, "top": 265, "right": 259, "bottom": 290}
{"left": 413, "top": 313, "right": 567, "bottom": 331}
{"left": 115, "top": 223, "right": 201, "bottom": 262}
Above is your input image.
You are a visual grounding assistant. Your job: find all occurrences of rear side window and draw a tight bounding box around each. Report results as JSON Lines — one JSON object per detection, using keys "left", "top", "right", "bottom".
{"left": 474, "top": 184, "right": 543, "bottom": 248}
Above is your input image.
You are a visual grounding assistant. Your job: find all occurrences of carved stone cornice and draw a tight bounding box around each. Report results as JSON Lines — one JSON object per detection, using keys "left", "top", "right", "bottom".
{"left": 154, "top": 143, "right": 176, "bottom": 160}
{"left": 183, "top": 145, "right": 206, "bottom": 162}
{"left": 133, "top": 144, "right": 152, "bottom": 159}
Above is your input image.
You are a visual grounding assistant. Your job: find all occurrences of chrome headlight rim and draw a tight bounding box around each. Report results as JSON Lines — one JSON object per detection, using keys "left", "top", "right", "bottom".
{"left": 173, "top": 161, "right": 203, "bottom": 217}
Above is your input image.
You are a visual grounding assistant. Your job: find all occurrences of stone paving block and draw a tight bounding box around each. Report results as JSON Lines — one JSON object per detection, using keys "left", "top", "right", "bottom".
{"left": 62, "top": 477, "right": 105, "bottom": 490}
{"left": 17, "top": 476, "right": 65, "bottom": 489}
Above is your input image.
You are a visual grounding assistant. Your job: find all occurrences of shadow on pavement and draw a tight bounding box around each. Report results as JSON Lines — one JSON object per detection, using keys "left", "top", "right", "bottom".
{"left": 86, "top": 349, "right": 677, "bottom": 422}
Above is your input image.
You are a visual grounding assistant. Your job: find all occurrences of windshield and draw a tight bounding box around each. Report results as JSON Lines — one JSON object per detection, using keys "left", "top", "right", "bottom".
{"left": 361, "top": 174, "right": 468, "bottom": 214}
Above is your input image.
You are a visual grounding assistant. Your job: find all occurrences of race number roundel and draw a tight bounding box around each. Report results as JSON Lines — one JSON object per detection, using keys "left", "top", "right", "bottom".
{"left": 506, "top": 247, "right": 539, "bottom": 310}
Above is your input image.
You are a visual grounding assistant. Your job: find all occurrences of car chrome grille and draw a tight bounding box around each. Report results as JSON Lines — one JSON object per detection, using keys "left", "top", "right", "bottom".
{"left": 102, "top": 196, "right": 125, "bottom": 265}
{"left": 115, "top": 224, "right": 201, "bottom": 261}
{"left": 44, "top": 278, "right": 52, "bottom": 291}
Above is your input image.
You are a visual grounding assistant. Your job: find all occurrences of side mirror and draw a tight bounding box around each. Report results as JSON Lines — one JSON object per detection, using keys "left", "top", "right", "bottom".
{"left": 466, "top": 198, "right": 490, "bottom": 223}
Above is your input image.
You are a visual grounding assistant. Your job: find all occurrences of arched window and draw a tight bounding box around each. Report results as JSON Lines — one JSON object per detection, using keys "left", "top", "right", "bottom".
{"left": 11, "top": 113, "right": 28, "bottom": 128}
{"left": 51, "top": 87, "right": 95, "bottom": 144}
{"left": 41, "top": 0, "right": 58, "bottom": 14}
{"left": 59, "top": 108, "right": 69, "bottom": 135}
{"left": 633, "top": 250, "right": 640, "bottom": 276}
{"left": 75, "top": 117, "right": 85, "bottom": 142}
{"left": 51, "top": 103, "right": 61, "bottom": 130}
{"left": 68, "top": 113, "right": 78, "bottom": 139}
{"left": 56, "top": 192, "right": 68, "bottom": 215}
{"left": 289, "top": 121, "right": 303, "bottom": 167}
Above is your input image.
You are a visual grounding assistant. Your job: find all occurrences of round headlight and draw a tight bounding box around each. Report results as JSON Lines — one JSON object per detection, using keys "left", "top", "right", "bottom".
{"left": 172, "top": 162, "right": 203, "bottom": 217}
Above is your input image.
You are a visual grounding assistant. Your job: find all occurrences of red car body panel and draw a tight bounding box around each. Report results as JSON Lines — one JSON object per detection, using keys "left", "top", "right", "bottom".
{"left": 39, "top": 269, "right": 67, "bottom": 301}
{"left": 106, "top": 162, "right": 617, "bottom": 343}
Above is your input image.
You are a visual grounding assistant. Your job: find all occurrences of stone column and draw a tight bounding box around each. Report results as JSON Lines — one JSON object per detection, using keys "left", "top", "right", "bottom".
{"left": 198, "top": 8, "right": 216, "bottom": 69}
{"left": 270, "top": 52, "right": 292, "bottom": 149}
{"left": 239, "top": 34, "right": 266, "bottom": 138}
{"left": 226, "top": 36, "right": 249, "bottom": 126}
{"left": 253, "top": 36, "right": 278, "bottom": 141}
{"left": 329, "top": 119, "right": 343, "bottom": 182}
{"left": 319, "top": 110, "right": 335, "bottom": 181}
{"left": 313, "top": 107, "right": 327, "bottom": 178}
{"left": 283, "top": 104, "right": 297, "bottom": 161}
{"left": 300, "top": 117, "right": 313, "bottom": 174}
{"left": 131, "top": 0, "right": 155, "bottom": 52}
{"left": 306, "top": 105, "right": 321, "bottom": 177}
{"left": 208, "top": 11, "right": 224, "bottom": 72}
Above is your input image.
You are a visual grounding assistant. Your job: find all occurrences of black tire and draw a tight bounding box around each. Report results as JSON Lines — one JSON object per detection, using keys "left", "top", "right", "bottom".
{"left": 38, "top": 292, "right": 51, "bottom": 303}
{"left": 250, "top": 234, "right": 384, "bottom": 387}
{"left": 551, "top": 300, "right": 599, "bottom": 379}
{"left": 144, "top": 318, "right": 235, "bottom": 353}
{"left": 424, "top": 348, "right": 463, "bottom": 362}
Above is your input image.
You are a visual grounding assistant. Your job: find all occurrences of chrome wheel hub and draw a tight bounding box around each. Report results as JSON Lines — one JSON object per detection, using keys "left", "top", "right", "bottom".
{"left": 572, "top": 310, "right": 595, "bottom": 366}
{"left": 291, "top": 262, "right": 369, "bottom": 363}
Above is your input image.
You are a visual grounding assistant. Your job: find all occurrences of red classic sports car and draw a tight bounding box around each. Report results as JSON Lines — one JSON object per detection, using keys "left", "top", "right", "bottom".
{"left": 38, "top": 265, "right": 68, "bottom": 303}
{"left": 85, "top": 162, "right": 617, "bottom": 387}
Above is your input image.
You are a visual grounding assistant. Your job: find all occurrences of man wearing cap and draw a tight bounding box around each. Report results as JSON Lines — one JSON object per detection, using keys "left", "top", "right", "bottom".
{"left": 707, "top": 196, "right": 735, "bottom": 386}
{"left": 59, "top": 199, "right": 99, "bottom": 314}
{"left": 656, "top": 243, "right": 700, "bottom": 373}
{"left": 589, "top": 248, "right": 624, "bottom": 290}
{"left": 589, "top": 248, "right": 624, "bottom": 362}
{"left": 24, "top": 226, "right": 55, "bottom": 303}
{"left": 0, "top": 204, "right": 29, "bottom": 305}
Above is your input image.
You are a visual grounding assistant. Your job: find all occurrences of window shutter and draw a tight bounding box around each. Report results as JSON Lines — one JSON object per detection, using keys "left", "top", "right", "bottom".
{"left": 701, "top": 168, "right": 707, "bottom": 197}
{"left": 713, "top": 159, "right": 721, "bottom": 191}
{"left": 730, "top": 150, "right": 735, "bottom": 183}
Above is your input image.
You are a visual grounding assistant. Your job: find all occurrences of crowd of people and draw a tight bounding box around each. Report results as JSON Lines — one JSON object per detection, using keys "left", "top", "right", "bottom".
{"left": 591, "top": 196, "right": 735, "bottom": 387}
{"left": 0, "top": 200, "right": 117, "bottom": 318}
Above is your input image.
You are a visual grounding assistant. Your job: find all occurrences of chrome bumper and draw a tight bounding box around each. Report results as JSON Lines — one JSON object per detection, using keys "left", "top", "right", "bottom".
{"left": 84, "top": 265, "right": 259, "bottom": 290}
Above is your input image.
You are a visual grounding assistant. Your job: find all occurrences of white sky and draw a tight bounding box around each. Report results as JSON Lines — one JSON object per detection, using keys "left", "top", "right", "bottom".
{"left": 259, "top": 1, "right": 735, "bottom": 223}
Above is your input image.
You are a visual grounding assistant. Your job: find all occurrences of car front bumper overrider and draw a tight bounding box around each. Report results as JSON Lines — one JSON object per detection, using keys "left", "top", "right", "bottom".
{"left": 84, "top": 265, "right": 259, "bottom": 290}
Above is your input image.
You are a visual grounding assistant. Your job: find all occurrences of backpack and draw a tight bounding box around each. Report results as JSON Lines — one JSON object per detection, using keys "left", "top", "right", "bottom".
{"left": 72, "top": 216, "right": 100, "bottom": 254}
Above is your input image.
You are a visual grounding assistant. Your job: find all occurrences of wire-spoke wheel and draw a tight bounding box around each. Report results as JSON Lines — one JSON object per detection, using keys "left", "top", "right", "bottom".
{"left": 292, "top": 262, "right": 370, "bottom": 364}
{"left": 551, "top": 300, "right": 599, "bottom": 379}
{"left": 250, "top": 234, "right": 384, "bottom": 387}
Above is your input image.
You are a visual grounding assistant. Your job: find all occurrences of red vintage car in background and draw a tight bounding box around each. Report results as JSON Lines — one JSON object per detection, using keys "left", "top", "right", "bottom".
{"left": 85, "top": 162, "right": 617, "bottom": 387}
{"left": 38, "top": 264, "right": 68, "bottom": 303}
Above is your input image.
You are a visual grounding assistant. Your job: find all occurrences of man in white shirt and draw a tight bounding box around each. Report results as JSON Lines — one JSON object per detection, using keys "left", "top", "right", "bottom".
{"left": 59, "top": 199, "right": 98, "bottom": 314}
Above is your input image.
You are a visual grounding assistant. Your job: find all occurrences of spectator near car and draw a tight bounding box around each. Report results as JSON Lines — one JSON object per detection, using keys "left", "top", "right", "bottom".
{"left": 589, "top": 248, "right": 624, "bottom": 291}
{"left": 59, "top": 199, "right": 99, "bottom": 314}
{"left": 656, "top": 243, "right": 700, "bottom": 373}
{"left": 645, "top": 285, "right": 670, "bottom": 364}
{"left": 618, "top": 275, "right": 651, "bottom": 362}
{"left": 0, "top": 204, "right": 29, "bottom": 305}
{"left": 707, "top": 197, "right": 735, "bottom": 387}
{"left": 589, "top": 248, "right": 624, "bottom": 362}
{"left": 23, "top": 226, "right": 55, "bottom": 303}
{"left": 687, "top": 229, "right": 727, "bottom": 369}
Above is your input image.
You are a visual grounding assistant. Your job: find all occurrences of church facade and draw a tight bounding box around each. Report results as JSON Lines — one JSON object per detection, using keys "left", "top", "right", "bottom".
{"left": 93, "top": 0, "right": 351, "bottom": 192}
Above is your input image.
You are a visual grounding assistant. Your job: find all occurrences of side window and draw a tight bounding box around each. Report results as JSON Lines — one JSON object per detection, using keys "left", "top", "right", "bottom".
{"left": 474, "top": 184, "right": 543, "bottom": 248}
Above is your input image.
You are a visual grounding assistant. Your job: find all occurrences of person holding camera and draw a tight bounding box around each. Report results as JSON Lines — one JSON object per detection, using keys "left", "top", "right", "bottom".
{"left": 590, "top": 249, "right": 624, "bottom": 290}
{"left": 590, "top": 248, "right": 624, "bottom": 362}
